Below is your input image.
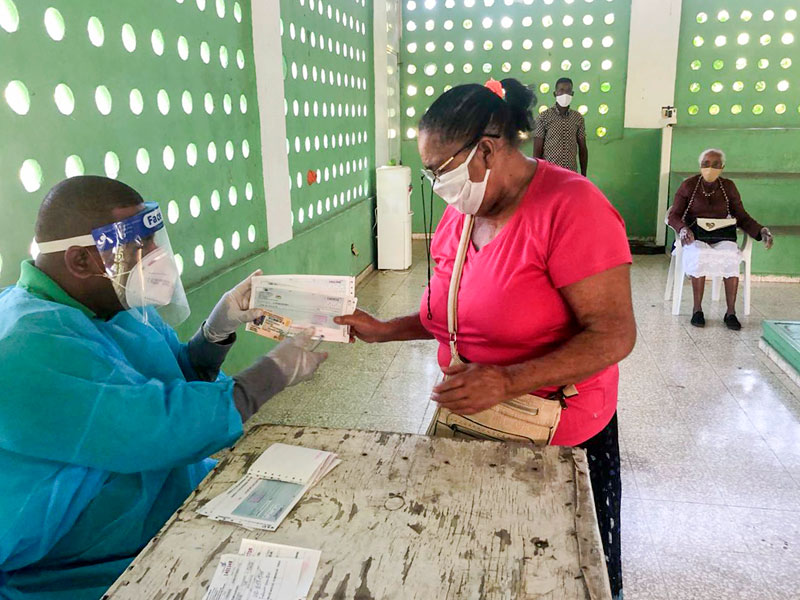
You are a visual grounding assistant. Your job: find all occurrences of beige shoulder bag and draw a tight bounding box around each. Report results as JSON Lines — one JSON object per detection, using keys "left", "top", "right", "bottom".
{"left": 426, "top": 214, "right": 578, "bottom": 445}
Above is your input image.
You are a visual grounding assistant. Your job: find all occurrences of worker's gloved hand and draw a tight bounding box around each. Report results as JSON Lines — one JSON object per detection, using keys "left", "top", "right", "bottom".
{"left": 267, "top": 328, "right": 328, "bottom": 387}
{"left": 204, "top": 270, "right": 265, "bottom": 343}
{"left": 761, "top": 227, "right": 774, "bottom": 250}
{"left": 232, "top": 329, "right": 328, "bottom": 421}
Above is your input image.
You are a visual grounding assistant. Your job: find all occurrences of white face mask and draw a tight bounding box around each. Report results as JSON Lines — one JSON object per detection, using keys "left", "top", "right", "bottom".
{"left": 432, "top": 146, "right": 490, "bottom": 215}
{"left": 555, "top": 94, "right": 572, "bottom": 108}
{"left": 124, "top": 246, "right": 179, "bottom": 308}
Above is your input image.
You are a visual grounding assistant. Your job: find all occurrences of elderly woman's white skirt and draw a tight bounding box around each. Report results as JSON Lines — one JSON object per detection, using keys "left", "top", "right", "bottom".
{"left": 678, "top": 240, "right": 740, "bottom": 278}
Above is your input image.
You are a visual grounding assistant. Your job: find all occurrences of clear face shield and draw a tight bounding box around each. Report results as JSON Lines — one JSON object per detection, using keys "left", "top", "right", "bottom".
{"left": 36, "top": 203, "right": 190, "bottom": 326}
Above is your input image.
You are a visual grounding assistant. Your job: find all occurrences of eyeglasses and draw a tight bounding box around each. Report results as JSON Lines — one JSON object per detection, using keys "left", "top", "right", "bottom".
{"left": 421, "top": 132, "right": 501, "bottom": 183}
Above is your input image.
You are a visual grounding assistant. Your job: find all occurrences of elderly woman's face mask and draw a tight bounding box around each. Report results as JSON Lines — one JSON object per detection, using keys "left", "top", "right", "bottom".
{"left": 700, "top": 155, "right": 724, "bottom": 183}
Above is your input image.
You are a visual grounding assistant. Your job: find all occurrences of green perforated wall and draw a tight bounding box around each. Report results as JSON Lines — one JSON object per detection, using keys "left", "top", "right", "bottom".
{"left": 0, "top": 0, "right": 264, "bottom": 289}
{"left": 280, "top": 0, "right": 375, "bottom": 233}
{"left": 399, "top": 0, "right": 632, "bottom": 144}
{"left": 676, "top": 1, "right": 800, "bottom": 126}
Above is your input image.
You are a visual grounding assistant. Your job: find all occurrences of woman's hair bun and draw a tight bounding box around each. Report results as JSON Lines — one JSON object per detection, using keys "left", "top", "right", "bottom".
{"left": 500, "top": 78, "right": 536, "bottom": 133}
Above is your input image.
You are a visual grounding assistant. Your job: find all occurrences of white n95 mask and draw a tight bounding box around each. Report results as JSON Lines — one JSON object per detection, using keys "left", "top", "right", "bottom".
{"left": 556, "top": 94, "right": 572, "bottom": 108}
{"left": 125, "top": 246, "right": 179, "bottom": 308}
{"left": 432, "top": 145, "right": 490, "bottom": 215}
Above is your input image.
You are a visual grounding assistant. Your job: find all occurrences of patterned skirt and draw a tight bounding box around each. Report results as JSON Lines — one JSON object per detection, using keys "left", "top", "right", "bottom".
{"left": 679, "top": 240, "right": 740, "bottom": 278}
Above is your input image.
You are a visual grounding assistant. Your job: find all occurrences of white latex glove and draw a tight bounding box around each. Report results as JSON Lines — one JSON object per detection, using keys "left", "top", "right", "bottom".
{"left": 761, "top": 227, "right": 774, "bottom": 250}
{"left": 267, "top": 328, "right": 328, "bottom": 387}
{"left": 203, "top": 270, "right": 265, "bottom": 343}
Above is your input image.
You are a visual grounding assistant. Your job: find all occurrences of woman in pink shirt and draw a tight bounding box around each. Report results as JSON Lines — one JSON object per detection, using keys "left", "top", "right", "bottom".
{"left": 336, "top": 79, "right": 635, "bottom": 599}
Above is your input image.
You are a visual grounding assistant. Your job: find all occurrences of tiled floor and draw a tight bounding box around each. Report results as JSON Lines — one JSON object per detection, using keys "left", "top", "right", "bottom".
{"left": 250, "top": 242, "right": 800, "bottom": 600}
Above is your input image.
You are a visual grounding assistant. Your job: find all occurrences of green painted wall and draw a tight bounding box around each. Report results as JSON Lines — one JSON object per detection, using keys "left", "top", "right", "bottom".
{"left": 0, "top": 0, "right": 266, "bottom": 289}
{"left": 396, "top": 0, "right": 663, "bottom": 241}
{"left": 402, "top": 127, "right": 662, "bottom": 241}
{"left": 0, "top": 0, "right": 378, "bottom": 376}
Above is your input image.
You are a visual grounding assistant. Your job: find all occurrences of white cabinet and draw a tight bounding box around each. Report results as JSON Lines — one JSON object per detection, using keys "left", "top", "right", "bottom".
{"left": 376, "top": 166, "right": 413, "bottom": 271}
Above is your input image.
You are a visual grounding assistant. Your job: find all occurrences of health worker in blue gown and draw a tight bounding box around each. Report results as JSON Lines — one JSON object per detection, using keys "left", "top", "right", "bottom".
{"left": 0, "top": 176, "right": 327, "bottom": 600}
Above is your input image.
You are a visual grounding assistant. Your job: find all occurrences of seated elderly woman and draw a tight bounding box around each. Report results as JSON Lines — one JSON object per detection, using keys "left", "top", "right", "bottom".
{"left": 667, "top": 148, "right": 773, "bottom": 330}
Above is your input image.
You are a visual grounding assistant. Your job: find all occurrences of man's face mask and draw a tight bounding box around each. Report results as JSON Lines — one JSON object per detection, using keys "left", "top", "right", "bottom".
{"left": 555, "top": 93, "right": 573, "bottom": 108}
{"left": 35, "top": 203, "right": 190, "bottom": 326}
{"left": 431, "top": 145, "right": 491, "bottom": 215}
{"left": 700, "top": 166, "right": 723, "bottom": 183}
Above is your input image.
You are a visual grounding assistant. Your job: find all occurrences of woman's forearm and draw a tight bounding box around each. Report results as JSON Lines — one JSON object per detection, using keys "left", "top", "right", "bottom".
{"left": 504, "top": 323, "right": 636, "bottom": 395}
{"left": 384, "top": 313, "right": 435, "bottom": 342}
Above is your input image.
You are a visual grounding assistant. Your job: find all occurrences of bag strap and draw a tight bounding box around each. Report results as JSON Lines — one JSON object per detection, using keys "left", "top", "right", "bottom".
{"left": 447, "top": 214, "right": 474, "bottom": 362}
{"left": 445, "top": 215, "right": 578, "bottom": 399}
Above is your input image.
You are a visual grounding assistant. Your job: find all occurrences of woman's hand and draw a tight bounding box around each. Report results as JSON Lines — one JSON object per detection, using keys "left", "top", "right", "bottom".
{"left": 334, "top": 309, "right": 394, "bottom": 343}
{"left": 431, "top": 363, "right": 515, "bottom": 415}
{"left": 679, "top": 227, "right": 695, "bottom": 246}
{"left": 761, "top": 227, "right": 774, "bottom": 250}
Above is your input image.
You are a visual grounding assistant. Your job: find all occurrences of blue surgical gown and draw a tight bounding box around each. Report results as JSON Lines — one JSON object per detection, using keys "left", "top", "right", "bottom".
{"left": 0, "top": 262, "right": 244, "bottom": 599}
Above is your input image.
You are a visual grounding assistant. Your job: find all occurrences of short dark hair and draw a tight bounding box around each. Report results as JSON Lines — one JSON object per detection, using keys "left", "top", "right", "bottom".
{"left": 35, "top": 176, "right": 144, "bottom": 243}
{"left": 418, "top": 78, "right": 537, "bottom": 147}
{"left": 555, "top": 77, "right": 573, "bottom": 88}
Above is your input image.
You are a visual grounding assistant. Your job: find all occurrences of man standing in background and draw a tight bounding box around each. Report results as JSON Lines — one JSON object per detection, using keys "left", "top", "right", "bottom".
{"left": 533, "top": 77, "right": 589, "bottom": 176}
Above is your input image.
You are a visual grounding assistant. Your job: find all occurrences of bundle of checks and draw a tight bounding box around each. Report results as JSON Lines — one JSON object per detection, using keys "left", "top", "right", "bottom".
{"left": 203, "top": 538, "right": 321, "bottom": 600}
{"left": 246, "top": 274, "right": 357, "bottom": 344}
{"left": 198, "top": 443, "right": 340, "bottom": 531}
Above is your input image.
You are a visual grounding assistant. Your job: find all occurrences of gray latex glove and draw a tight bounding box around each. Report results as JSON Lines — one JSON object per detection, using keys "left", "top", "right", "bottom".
{"left": 232, "top": 328, "right": 328, "bottom": 421}
{"left": 268, "top": 328, "right": 328, "bottom": 387}
{"left": 204, "top": 269, "right": 265, "bottom": 343}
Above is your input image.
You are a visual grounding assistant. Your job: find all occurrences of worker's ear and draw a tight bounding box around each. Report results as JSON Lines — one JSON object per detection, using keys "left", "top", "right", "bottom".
{"left": 64, "top": 247, "right": 103, "bottom": 280}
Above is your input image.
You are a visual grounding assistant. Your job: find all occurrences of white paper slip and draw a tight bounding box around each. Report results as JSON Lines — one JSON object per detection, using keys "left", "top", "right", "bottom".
{"left": 203, "top": 554, "right": 302, "bottom": 600}
{"left": 252, "top": 274, "right": 355, "bottom": 298}
{"left": 239, "top": 539, "right": 321, "bottom": 600}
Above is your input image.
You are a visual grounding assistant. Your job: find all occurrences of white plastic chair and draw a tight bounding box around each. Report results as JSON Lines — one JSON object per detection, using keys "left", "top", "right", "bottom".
{"left": 663, "top": 212, "right": 753, "bottom": 316}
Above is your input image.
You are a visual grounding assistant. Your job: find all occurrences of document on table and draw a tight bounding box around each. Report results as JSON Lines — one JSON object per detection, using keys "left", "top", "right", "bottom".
{"left": 198, "top": 444, "right": 340, "bottom": 531}
{"left": 239, "top": 539, "right": 321, "bottom": 600}
{"left": 203, "top": 554, "right": 302, "bottom": 600}
{"left": 248, "top": 275, "right": 357, "bottom": 343}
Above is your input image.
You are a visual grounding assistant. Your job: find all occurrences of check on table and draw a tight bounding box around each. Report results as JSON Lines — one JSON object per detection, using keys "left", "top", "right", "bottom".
{"left": 103, "top": 426, "right": 611, "bottom": 599}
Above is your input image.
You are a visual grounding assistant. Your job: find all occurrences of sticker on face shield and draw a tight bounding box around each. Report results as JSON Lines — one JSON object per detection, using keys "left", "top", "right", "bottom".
{"left": 142, "top": 208, "right": 163, "bottom": 229}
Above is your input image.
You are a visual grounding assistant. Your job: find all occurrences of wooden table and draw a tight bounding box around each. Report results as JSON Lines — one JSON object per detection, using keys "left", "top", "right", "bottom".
{"left": 103, "top": 426, "right": 611, "bottom": 599}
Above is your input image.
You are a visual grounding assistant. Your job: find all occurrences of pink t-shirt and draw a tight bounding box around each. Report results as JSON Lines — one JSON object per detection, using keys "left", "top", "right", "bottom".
{"left": 420, "top": 161, "right": 632, "bottom": 446}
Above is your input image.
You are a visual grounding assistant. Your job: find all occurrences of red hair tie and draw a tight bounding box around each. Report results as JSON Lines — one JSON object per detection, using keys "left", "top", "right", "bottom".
{"left": 484, "top": 78, "right": 505, "bottom": 99}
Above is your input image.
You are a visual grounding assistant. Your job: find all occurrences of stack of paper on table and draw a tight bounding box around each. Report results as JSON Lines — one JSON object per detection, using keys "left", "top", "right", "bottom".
{"left": 204, "top": 539, "right": 321, "bottom": 600}
{"left": 247, "top": 274, "right": 357, "bottom": 343}
{"left": 198, "top": 444, "right": 340, "bottom": 531}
